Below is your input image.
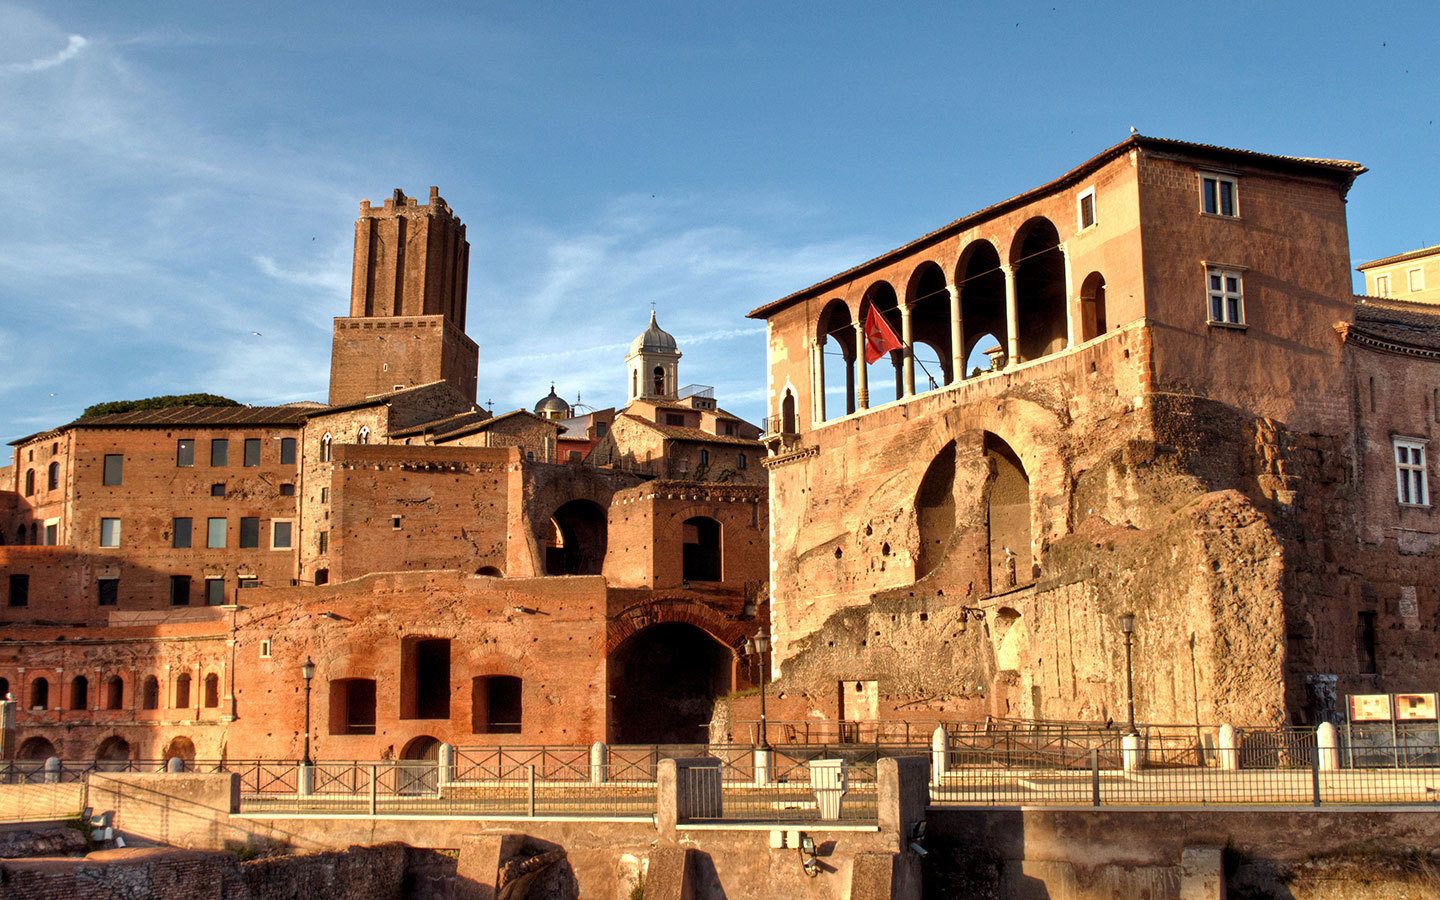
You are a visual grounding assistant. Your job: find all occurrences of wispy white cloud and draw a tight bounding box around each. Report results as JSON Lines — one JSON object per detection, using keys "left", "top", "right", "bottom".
{"left": 3, "top": 33, "right": 85, "bottom": 73}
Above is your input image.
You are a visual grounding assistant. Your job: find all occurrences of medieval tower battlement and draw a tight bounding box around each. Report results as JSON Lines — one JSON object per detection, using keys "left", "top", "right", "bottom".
{"left": 330, "top": 186, "right": 478, "bottom": 406}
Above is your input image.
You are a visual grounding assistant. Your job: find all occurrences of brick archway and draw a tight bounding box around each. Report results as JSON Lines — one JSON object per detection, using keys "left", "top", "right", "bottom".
{"left": 605, "top": 598, "right": 751, "bottom": 656}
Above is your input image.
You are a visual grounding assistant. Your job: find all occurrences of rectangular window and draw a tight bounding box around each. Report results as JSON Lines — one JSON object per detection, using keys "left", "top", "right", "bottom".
{"left": 43, "top": 521, "right": 58, "bottom": 545}
{"left": 1375, "top": 274, "right": 1391, "bottom": 296}
{"left": 207, "top": 517, "right": 227, "bottom": 549}
{"left": 272, "top": 520, "right": 294, "bottom": 550}
{"left": 1206, "top": 267, "right": 1245, "bottom": 325}
{"left": 102, "top": 454, "right": 123, "bottom": 485}
{"left": 210, "top": 439, "right": 229, "bottom": 467}
{"left": 1410, "top": 268, "right": 1426, "bottom": 293}
{"left": 1358, "top": 611, "right": 1378, "bottom": 675}
{"left": 99, "top": 517, "right": 121, "bottom": 548}
{"left": 211, "top": 483, "right": 226, "bottom": 497}
{"left": 320, "top": 487, "right": 329, "bottom": 504}
{"left": 279, "top": 483, "right": 295, "bottom": 496}
{"left": 259, "top": 639, "right": 272, "bottom": 659}
{"left": 279, "top": 437, "right": 297, "bottom": 465}
{"left": 204, "top": 577, "right": 226, "bottom": 605}
{"left": 239, "top": 517, "right": 260, "bottom": 549}
{"left": 1395, "top": 438, "right": 1429, "bottom": 506}
{"left": 176, "top": 439, "right": 195, "bottom": 467}
{"left": 173, "top": 517, "right": 193, "bottom": 549}
{"left": 97, "top": 577, "right": 119, "bottom": 606}
{"left": 170, "top": 575, "right": 191, "bottom": 606}
{"left": 665, "top": 413, "right": 686, "bottom": 425}
{"left": 8, "top": 574, "right": 29, "bottom": 607}
{"left": 1200, "top": 173, "right": 1239, "bottom": 217}
{"left": 1077, "top": 186, "right": 1096, "bottom": 229}
{"left": 243, "top": 438, "right": 261, "bottom": 467}
{"left": 318, "top": 531, "right": 329, "bottom": 554}
{"left": 238, "top": 576, "right": 259, "bottom": 590}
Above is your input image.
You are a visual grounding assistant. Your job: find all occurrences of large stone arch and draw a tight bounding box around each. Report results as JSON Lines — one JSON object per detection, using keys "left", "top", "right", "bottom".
{"left": 608, "top": 621, "right": 737, "bottom": 744}
{"left": 605, "top": 597, "right": 751, "bottom": 656}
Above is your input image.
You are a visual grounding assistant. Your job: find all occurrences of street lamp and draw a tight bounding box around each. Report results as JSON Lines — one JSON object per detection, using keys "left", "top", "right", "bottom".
{"left": 745, "top": 632, "right": 772, "bottom": 751}
{"left": 1118, "top": 614, "right": 1137, "bottom": 736}
{"left": 301, "top": 657, "right": 315, "bottom": 766}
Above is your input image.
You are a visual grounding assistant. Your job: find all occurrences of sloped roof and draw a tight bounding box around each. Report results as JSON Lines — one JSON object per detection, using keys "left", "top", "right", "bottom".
{"left": 1347, "top": 296, "right": 1440, "bottom": 353}
{"left": 1356, "top": 244, "right": 1440, "bottom": 272}
{"left": 432, "top": 408, "right": 561, "bottom": 442}
{"left": 618, "top": 414, "right": 762, "bottom": 447}
{"left": 749, "top": 135, "right": 1366, "bottom": 320}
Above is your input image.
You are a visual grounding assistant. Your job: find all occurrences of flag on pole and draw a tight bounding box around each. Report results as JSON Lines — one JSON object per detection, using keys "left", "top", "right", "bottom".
{"left": 863, "top": 305, "right": 903, "bottom": 364}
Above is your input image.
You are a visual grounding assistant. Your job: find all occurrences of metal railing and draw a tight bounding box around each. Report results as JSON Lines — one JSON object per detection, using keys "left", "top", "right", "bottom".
{"left": 678, "top": 755, "right": 879, "bottom": 824}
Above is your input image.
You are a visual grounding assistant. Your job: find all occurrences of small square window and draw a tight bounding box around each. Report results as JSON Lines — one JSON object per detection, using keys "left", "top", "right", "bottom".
{"left": 1206, "top": 266, "right": 1245, "bottom": 326}
{"left": 204, "top": 577, "right": 226, "bottom": 605}
{"left": 243, "top": 438, "right": 261, "bottom": 467}
{"left": 169, "top": 575, "right": 191, "bottom": 606}
{"left": 239, "top": 517, "right": 260, "bottom": 549}
{"left": 207, "top": 517, "right": 226, "bottom": 549}
{"left": 173, "top": 517, "right": 193, "bottom": 549}
{"left": 272, "top": 520, "right": 294, "bottom": 550}
{"left": 97, "top": 577, "right": 119, "bottom": 606}
{"left": 1077, "top": 187, "right": 1096, "bottom": 230}
{"left": 279, "top": 483, "right": 296, "bottom": 496}
{"left": 279, "top": 437, "right": 297, "bottom": 466}
{"left": 1200, "top": 173, "right": 1239, "bottom": 217}
{"left": 211, "top": 483, "right": 226, "bottom": 498}
{"left": 210, "top": 439, "right": 229, "bottom": 467}
{"left": 103, "top": 454, "right": 123, "bottom": 485}
{"left": 9, "top": 574, "right": 30, "bottom": 607}
{"left": 1409, "top": 268, "right": 1426, "bottom": 293}
{"left": 99, "top": 517, "right": 121, "bottom": 548}
{"left": 391, "top": 515, "right": 402, "bottom": 530}
{"left": 1395, "top": 438, "right": 1429, "bottom": 507}
{"left": 176, "top": 439, "right": 195, "bottom": 467}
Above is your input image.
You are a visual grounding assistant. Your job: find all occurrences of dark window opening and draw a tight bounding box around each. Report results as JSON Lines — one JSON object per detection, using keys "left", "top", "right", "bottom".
{"left": 543, "top": 500, "right": 608, "bottom": 576}
{"left": 176, "top": 439, "right": 195, "bottom": 467}
{"left": 280, "top": 437, "right": 297, "bottom": 465}
{"left": 48, "top": 461, "right": 60, "bottom": 490}
{"left": 243, "top": 438, "right": 261, "bottom": 467}
{"left": 401, "top": 637, "right": 451, "bottom": 720}
{"left": 682, "top": 516, "right": 722, "bottom": 582}
{"left": 1080, "top": 272, "right": 1108, "bottom": 341}
{"left": 211, "top": 483, "right": 226, "bottom": 497}
{"left": 175, "top": 673, "right": 191, "bottom": 708}
{"left": 314, "top": 568, "right": 329, "bottom": 586}
{"left": 472, "top": 675, "right": 522, "bottom": 734}
{"left": 210, "top": 439, "right": 229, "bottom": 467}
{"left": 105, "top": 676, "right": 124, "bottom": 710}
{"left": 781, "top": 390, "right": 797, "bottom": 434}
{"left": 204, "top": 577, "right": 225, "bottom": 605}
{"left": 23, "top": 469, "right": 34, "bottom": 495}
{"left": 97, "top": 577, "right": 119, "bottom": 606}
{"left": 239, "top": 517, "right": 260, "bottom": 549}
{"left": 70, "top": 675, "right": 88, "bottom": 710}
{"left": 30, "top": 677, "right": 49, "bottom": 710}
{"left": 8, "top": 574, "right": 29, "bottom": 608}
{"left": 653, "top": 365, "right": 666, "bottom": 396}
{"left": 279, "top": 483, "right": 295, "bottom": 496}
{"left": 1358, "top": 611, "right": 1379, "bottom": 675}
{"left": 142, "top": 676, "right": 159, "bottom": 710}
{"left": 170, "top": 575, "right": 191, "bottom": 606}
{"left": 203, "top": 673, "right": 219, "bottom": 708}
{"left": 103, "top": 454, "right": 123, "bottom": 485}
{"left": 329, "top": 678, "right": 377, "bottom": 734}
{"left": 173, "top": 517, "right": 192, "bottom": 548}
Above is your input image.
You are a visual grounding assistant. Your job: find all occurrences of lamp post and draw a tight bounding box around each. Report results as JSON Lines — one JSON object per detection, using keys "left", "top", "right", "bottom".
{"left": 1118, "top": 614, "right": 1137, "bottom": 736}
{"left": 301, "top": 657, "right": 315, "bottom": 766}
{"left": 745, "top": 632, "right": 771, "bottom": 751}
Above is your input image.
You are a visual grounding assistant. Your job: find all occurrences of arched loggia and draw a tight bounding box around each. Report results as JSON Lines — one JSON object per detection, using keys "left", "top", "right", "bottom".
{"left": 905, "top": 261, "right": 953, "bottom": 393}
{"left": 957, "top": 241, "right": 1007, "bottom": 374}
{"left": 816, "top": 299, "right": 856, "bottom": 420}
{"left": 859, "top": 281, "right": 904, "bottom": 405}
{"left": 1010, "top": 217, "right": 1068, "bottom": 361}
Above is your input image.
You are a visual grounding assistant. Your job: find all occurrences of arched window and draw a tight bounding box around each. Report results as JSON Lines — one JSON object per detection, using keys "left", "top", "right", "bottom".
{"left": 13, "top": 526, "right": 23, "bottom": 545}
{"left": 631, "top": 370, "right": 638, "bottom": 398}
{"left": 23, "top": 470, "right": 34, "bottom": 496}
{"left": 1010, "top": 217, "right": 1067, "bottom": 362}
{"left": 105, "top": 676, "right": 124, "bottom": 710}
{"left": 543, "top": 500, "right": 609, "bottom": 576}
{"left": 681, "top": 516, "right": 722, "bottom": 582}
{"left": 699, "top": 448, "right": 709, "bottom": 467}
{"left": 653, "top": 366, "right": 666, "bottom": 397}
{"left": 0, "top": 676, "right": 9, "bottom": 698}
{"left": 175, "top": 673, "right": 191, "bottom": 709}
{"left": 357, "top": 426, "right": 370, "bottom": 445}
{"left": 142, "top": 676, "right": 159, "bottom": 710}
{"left": 203, "top": 673, "right": 220, "bottom": 708}
{"left": 860, "top": 281, "right": 904, "bottom": 405}
{"left": 320, "top": 433, "right": 332, "bottom": 462}
{"left": 816, "top": 299, "right": 856, "bottom": 420}
{"left": 29, "top": 523, "right": 37, "bottom": 545}
{"left": 781, "top": 390, "right": 797, "bottom": 435}
{"left": 906, "top": 261, "right": 954, "bottom": 393}
{"left": 314, "top": 568, "right": 329, "bottom": 586}
{"left": 46, "top": 462, "right": 59, "bottom": 491}
{"left": 737, "top": 453, "right": 747, "bottom": 470}
{"left": 1080, "top": 272, "right": 1108, "bottom": 341}
{"left": 30, "top": 677, "right": 49, "bottom": 710}
{"left": 70, "top": 675, "right": 89, "bottom": 710}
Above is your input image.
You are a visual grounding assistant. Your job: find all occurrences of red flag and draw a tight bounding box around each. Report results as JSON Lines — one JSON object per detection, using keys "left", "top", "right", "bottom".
{"left": 863, "top": 305, "right": 903, "bottom": 364}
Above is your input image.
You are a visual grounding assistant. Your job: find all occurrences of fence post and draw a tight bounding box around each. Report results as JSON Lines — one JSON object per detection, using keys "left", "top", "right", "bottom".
{"left": 1090, "top": 749, "right": 1101, "bottom": 807}
{"left": 1121, "top": 733, "right": 1142, "bottom": 772}
{"left": 590, "top": 741, "right": 607, "bottom": 785}
{"left": 297, "top": 762, "right": 314, "bottom": 797}
{"left": 43, "top": 757, "right": 59, "bottom": 784}
{"left": 527, "top": 764, "right": 536, "bottom": 817}
{"left": 1217, "top": 724, "right": 1238, "bottom": 770}
{"left": 369, "top": 764, "right": 378, "bottom": 815}
{"left": 930, "top": 725, "right": 947, "bottom": 787}
{"left": 438, "top": 743, "right": 455, "bottom": 788}
{"left": 1317, "top": 721, "right": 1339, "bottom": 772}
{"left": 1310, "top": 742, "right": 1322, "bottom": 807}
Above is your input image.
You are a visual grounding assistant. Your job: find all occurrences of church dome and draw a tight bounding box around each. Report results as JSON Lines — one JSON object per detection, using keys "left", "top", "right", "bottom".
{"left": 534, "top": 385, "right": 571, "bottom": 421}
{"left": 629, "top": 310, "right": 678, "bottom": 356}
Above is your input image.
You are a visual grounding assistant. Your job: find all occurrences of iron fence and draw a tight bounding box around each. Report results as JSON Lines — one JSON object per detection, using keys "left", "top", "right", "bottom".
{"left": 678, "top": 756, "right": 879, "bottom": 824}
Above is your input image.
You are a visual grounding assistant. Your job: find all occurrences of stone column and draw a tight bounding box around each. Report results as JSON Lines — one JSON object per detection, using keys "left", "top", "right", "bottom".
{"left": 1002, "top": 264, "right": 1020, "bottom": 367}
{"left": 815, "top": 341, "right": 827, "bottom": 422}
{"left": 1317, "top": 721, "right": 1340, "bottom": 771}
{"left": 1121, "top": 733, "right": 1142, "bottom": 772}
{"left": 948, "top": 284, "right": 963, "bottom": 382}
{"left": 844, "top": 352, "right": 856, "bottom": 415}
{"left": 438, "top": 743, "right": 455, "bottom": 787}
{"left": 854, "top": 322, "right": 869, "bottom": 409}
{"left": 753, "top": 747, "right": 773, "bottom": 786}
{"left": 590, "top": 741, "right": 607, "bottom": 784}
{"left": 1217, "top": 723, "right": 1238, "bottom": 771}
{"left": 930, "top": 725, "right": 948, "bottom": 786}
{"left": 900, "top": 305, "right": 915, "bottom": 397}
{"left": 1060, "top": 241, "right": 1075, "bottom": 349}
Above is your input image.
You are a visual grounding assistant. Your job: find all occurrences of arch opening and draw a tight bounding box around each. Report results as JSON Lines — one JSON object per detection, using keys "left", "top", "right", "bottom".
{"left": 780, "top": 390, "right": 797, "bottom": 435}
{"left": 1080, "top": 271, "right": 1107, "bottom": 341}
{"left": 915, "top": 441, "right": 958, "bottom": 580}
{"left": 476, "top": 566, "right": 503, "bottom": 577}
{"left": 203, "top": 673, "right": 220, "bottom": 708}
{"left": 681, "top": 516, "right": 722, "bottom": 582}
{"left": 163, "top": 736, "right": 196, "bottom": 763}
{"left": 544, "top": 499, "right": 608, "bottom": 576}
{"left": 30, "top": 677, "right": 49, "bottom": 711}
{"left": 1011, "top": 217, "right": 1067, "bottom": 361}
{"left": 816, "top": 299, "right": 856, "bottom": 420}
{"left": 957, "top": 241, "right": 1008, "bottom": 374}
{"left": 985, "top": 433, "right": 1032, "bottom": 593}
{"left": 142, "top": 676, "right": 160, "bottom": 710}
{"left": 70, "top": 675, "right": 88, "bottom": 710}
{"left": 175, "top": 673, "right": 191, "bottom": 709}
{"left": 105, "top": 676, "right": 124, "bottom": 710}
{"left": 608, "top": 622, "right": 733, "bottom": 744}
{"left": 860, "top": 282, "right": 904, "bottom": 404}
{"left": 96, "top": 735, "right": 132, "bottom": 768}
{"left": 907, "top": 262, "right": 953, "bottom": 391}
{"left": 17, "top": 736, "right": 56, "bottom": 760}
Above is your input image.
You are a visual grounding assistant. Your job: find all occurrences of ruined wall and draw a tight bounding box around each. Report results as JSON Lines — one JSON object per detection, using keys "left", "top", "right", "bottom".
{"left": 606, "top": 481, "right": 767, "bottom": 590}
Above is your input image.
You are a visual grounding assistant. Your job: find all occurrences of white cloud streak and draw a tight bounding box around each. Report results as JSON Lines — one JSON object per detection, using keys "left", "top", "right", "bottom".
{"left": 3, "top": 33, "right": 86, "bottom": 73}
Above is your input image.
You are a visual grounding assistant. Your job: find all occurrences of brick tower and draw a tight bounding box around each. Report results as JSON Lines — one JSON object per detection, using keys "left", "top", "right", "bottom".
{"left": 328, "top": 187, "right": 479, "bottom": 405}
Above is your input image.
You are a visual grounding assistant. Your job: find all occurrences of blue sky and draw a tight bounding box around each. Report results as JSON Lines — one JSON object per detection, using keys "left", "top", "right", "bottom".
{"left": 0, "top": 1, "right": 1436, "bottom": 434}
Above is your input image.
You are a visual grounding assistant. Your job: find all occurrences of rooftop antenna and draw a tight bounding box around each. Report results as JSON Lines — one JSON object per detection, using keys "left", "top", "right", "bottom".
{"left": 486, "top": 398, "right": 494, "bottom": 413}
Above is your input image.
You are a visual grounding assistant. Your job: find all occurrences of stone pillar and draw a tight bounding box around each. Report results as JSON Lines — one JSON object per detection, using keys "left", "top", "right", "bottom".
{"left": 930, "top": 725, "right": 948, "bottom": 786}
{"left": 44, "top": 756, "right": 60, "bottom": 783}
{"left": 1317, "top": 721, "right": 1340, "bottom": 771}
{"left": 900, "top": 305, "right": 915, "bottom": 397}
{"left": 297, "top": 762, "right": 314, "bottom": 796}
{"left": 1217, "top": 724, "right": 1238, "bottom": 770}
{"left": 753, "top": 747, "right": 772, "bottom": 786}
{"left": 1121, "top": 733, "right": 1142, "bottom": 772}
{"left": 948, "top": 284, "right": 963, "bottom": 382}
{"left": 590, "top": 741, "right": 607, "bottom": 784}
{"left": 854, "top": 322, "right": 869, "bottom": 409}
{"left": 1059, "top": 241, "right": 1075, "bottom": 349}
{"left": 877, "top": 756, "right": 930, "bottom": 856}
{"left": 0, "top": 699, "right": 15, "bottom": 760}
{"left": 657, "top": 758, "right": 721, "bottom": 837}
{"left": 438, "top": 743, "right": 455, "bottom": 786}
{"left": 166, "top": 757, "right": 184, "bottom": 773}
{"left": 811, "top": 343, "right": 825, "bottom": 422}
{"left": 845, "top": 354, "right": 856, "bottom": 415}
{"left": 1179, "top": 846, "right": 1224, "bottom": 900}
{"left": 1002, "top": 263, "right": 1020, "bottom": 367}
